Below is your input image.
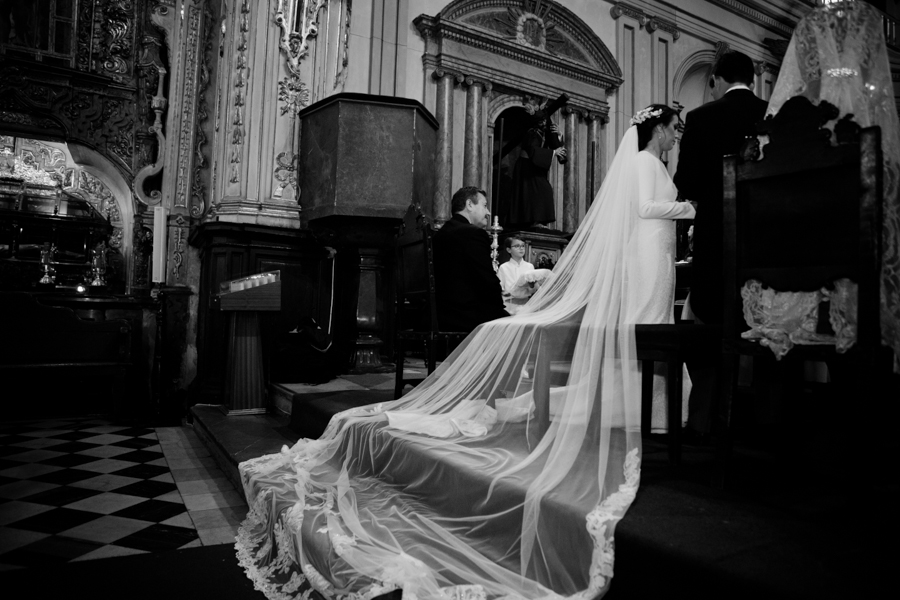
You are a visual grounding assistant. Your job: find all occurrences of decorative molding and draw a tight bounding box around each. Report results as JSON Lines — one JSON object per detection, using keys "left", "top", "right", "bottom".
{"left": 274, "top": 152, "right": 298, "bottom": 197}
{"left": 426, "top": 1, "right": 622, "bottom": 78}
{"left": 230, "top": 0, "right": 251, "bottom": 185}
{"left": 192, "top": 0, "right": 215, "bottom": 219}
{"left": 423, "top": 55, "right": 610, "bottom": 117}
{"left": 491, "top": 0, "right": 565, "bottom": 53}
{"left": 100, "top": 1, "right": 134, "bottom": 81}
{"left": 334, "top": 0, "right": 352, "bottom": 89}
{"left": 175, "top": 4, "right": 203, "bottom": 211}
{"left": 274, "top": 0, "right": 327, "bottom": 76}
{"left": 611, "top": 3, "right": 680, "bottom": 40}
{"left": 75, "top": 0, "right": 97, "bottom": 72}
{"left": 277, "top": 74, "right": 311, "bottom": 116}
{"left": 610, "top": 2, "right": 648, "bottom": 27}
{"left": 708, "top": 0, "right": 795, "bottom": 37}
{"left": 646, "top": 17, "right": 680, "bottom": 40}
{"left": 0, "top": 110, "right": 64, "bottom": 131}
{"left": 134, "top": 35, "right": 168, "bottom": 206}
{"left": 76, "top": 169, "right": 125, "bottom": 252}
{"left": 415, "top": 15, "right": 621, "bottom": 92}
{"left": 170, "top": 215, "right": 188, "bottom": 281}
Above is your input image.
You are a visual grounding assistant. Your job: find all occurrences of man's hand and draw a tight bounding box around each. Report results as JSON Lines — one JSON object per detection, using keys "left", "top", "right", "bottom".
{"left": 554, "top": 147, "right": 567, "bottom": 160}
{"left": 549, "top": 123, "right": 564, "bottom": 143}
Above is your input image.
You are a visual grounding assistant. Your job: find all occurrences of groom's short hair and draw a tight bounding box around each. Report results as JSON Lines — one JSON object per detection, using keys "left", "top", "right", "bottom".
{"left": 713, "top": 51, "right": 755, "bottom": 86}
{"left": 451, "top": 186, "right": 487, "bottom": 214}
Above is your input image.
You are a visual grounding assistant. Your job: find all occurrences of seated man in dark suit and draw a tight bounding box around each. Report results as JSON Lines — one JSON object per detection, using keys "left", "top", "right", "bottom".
{"left": 433, "top": 186, "right": 509, "bottom": 333}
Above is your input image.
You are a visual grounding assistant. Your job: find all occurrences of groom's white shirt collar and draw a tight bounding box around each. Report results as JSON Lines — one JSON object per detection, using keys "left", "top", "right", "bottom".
{"left": 725, "top": 83, "right": 752, "bottom": 94}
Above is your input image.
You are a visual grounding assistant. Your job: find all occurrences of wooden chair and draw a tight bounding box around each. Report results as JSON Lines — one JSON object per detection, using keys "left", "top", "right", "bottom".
{"left": 636, "top": 323, "right": 721, "bottom": 464}
{"left": 523, "top": 318, "right": 719, "bottom": 464}
{"left": 717, "top": 96, "right": 884, "bottom": 480}
{"left": 393, "top": 204, "right": 468, "bottom": 398}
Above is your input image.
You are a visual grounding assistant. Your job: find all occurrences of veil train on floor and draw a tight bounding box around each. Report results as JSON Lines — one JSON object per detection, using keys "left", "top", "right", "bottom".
{"left": 236, "top": 127, "right": 648, "bottom": 600}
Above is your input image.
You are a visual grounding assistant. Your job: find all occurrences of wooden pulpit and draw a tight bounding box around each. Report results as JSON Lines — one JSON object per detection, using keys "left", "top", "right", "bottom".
{"left": 297, "top": 93, "right": 438, "bottom": 371}
{"left": 218, "top": 271, "right": 281, "bottom": 414}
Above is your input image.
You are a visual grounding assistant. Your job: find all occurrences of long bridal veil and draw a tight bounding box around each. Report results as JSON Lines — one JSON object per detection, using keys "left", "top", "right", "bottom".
{"left": 237, "top": 128, "right": 645, "bottom": 600}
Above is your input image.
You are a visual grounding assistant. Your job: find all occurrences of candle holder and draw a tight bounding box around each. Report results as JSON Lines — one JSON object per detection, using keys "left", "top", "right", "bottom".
{"left": 488, "top": 216, "right": 504, "bottom": 272}
{"left": 38, "top": 242, "right": 56, "bottom": 285}
{"left": 90, "top": 241, "right": 107, "bottom": 287}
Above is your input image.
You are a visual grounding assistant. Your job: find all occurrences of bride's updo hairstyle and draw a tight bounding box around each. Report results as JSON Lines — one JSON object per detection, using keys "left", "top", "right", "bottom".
{"left": 632, "top": 104, "right": 679, "bottom": 150}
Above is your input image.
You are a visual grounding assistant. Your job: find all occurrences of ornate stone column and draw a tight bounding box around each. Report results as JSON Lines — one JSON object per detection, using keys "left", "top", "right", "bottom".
{"left": 158, "top": 0, "right": 211, "bottom": 287}
{"left": 211, "top": 0, "right": 301, "bottom": 229}
{"left": 463, "top": 78, "right": 484, "bottom": 188}
{"left": 563, "top": 108, "right": 578, "bottom": 233}
{"left": 433, "top": 70, "right": 456, "bottom": 222}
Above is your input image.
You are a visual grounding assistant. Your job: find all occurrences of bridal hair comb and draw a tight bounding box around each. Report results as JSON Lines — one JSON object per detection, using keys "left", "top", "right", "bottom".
{"left": 630, "top": 107, "right": 663, "bottom": 126}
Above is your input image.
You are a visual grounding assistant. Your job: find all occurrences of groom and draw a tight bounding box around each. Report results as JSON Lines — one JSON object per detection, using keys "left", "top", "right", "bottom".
{"left": 433, "top": 186, "right": 509, "bottom": 333}
{"left": 674, "top": 50, "right": 768, "bottom": 435}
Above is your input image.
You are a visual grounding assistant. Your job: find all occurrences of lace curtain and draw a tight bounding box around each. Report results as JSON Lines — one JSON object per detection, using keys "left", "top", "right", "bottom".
{"left": 764, "top": 1, "right": 900, "bottom": 369}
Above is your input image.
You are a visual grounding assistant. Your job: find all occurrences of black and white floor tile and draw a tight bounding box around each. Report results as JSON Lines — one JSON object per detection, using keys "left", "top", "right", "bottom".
{"left": 0, "top": 418, "right": 248, "bottom": 570}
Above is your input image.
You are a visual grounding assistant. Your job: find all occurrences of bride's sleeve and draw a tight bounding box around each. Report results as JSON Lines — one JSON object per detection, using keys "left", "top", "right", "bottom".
{"left": 637, "top": 157, "right": 697, "bottom": 220}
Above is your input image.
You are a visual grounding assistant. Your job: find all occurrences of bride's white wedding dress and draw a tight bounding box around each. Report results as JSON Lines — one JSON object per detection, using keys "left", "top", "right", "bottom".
{"left": 627, "top": 151, "right": 695, "bottom": 431}
{"left": 235, "top": 127, "right": 677, "bottom": 600}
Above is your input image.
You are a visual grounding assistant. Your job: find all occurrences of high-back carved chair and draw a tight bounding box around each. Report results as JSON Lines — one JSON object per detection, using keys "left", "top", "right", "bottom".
{"left": 394, "top": 204, "right": 468, "bottom": 398}
{"left": 718, "top": 96, "right": 883, "bottom": 480}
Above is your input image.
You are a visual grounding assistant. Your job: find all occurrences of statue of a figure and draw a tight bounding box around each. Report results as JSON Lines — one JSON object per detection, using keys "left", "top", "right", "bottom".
{"left": 507, "top": 95, "right": 569, "bottom": 229}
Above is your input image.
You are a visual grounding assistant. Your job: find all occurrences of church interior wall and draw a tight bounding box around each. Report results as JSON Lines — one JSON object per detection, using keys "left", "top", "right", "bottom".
{"left": 5, "top": 0, "right": 858, "bottom": 416}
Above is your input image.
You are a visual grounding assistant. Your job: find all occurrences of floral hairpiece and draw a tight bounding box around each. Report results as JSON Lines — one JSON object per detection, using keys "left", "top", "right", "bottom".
{"left": 630, "top": 107, "right": 663, "bottom": 126}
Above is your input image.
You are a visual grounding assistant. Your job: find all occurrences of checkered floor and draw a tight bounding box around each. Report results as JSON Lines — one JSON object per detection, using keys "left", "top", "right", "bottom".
{"left": 0, "top": 418, "right": 248, "bottom": 570}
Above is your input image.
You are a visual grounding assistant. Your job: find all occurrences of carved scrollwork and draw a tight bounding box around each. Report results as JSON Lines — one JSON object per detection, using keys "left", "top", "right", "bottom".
{"left": 132, "top": 65, "right": 168, "bottom": 206}
{"left": 75, "top": 0, "right": 96, "bottom": 72}
{"left": 275, "top": 0, "right": 327, "bottom": 76}
{"left": 274, "top": 152, "right": 298, "bottom": 198}
{"left": 62, "top": 93, "right": 94, "bottom": 122}
{"left": 277, "top": 74, "right": 310, "bottom": 116}
{"left": 171, "top": 215, "right": 188, "bottom": 281}
{"left": 101, "top": 1, "right": 133, "bottom": 80}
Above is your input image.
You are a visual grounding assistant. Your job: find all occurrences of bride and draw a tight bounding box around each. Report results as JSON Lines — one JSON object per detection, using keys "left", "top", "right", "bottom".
{"left": 236, "top": 105, "right": 694, "bottom": 600}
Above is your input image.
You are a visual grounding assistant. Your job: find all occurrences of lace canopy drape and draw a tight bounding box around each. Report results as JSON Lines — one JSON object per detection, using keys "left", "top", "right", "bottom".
{"left": 762, "top": 0, "right": 900, "bottom": 369}
{"left": 236, "top": 130, "right": 650, "bottom": 600}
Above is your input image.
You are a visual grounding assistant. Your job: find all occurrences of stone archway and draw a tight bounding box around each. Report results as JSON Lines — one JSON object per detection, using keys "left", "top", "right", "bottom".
{"left": 674, "top": 49, "right": 718, "bottom": 111}
{"left": 65, "top": 143, "right": 136, "bottom": 291}
{"left": 415, "top": 0, "right": 621, "bottom": 231}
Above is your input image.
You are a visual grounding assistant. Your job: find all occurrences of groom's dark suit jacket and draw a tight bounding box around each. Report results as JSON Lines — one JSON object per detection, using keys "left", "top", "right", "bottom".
{"left": 432, "top": 214, "right": 508, "bottom": 333}
{"left": 674, "top": 89, "right": 768, "bottom": 324}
